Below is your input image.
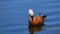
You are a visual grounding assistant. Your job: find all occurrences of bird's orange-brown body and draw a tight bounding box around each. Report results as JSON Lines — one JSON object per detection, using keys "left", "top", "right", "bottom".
{"left": 29, "top": 16, "right": 44, "bottom": 26}
{"left": 28, "top": 9, "right": 46, "bottom": 26}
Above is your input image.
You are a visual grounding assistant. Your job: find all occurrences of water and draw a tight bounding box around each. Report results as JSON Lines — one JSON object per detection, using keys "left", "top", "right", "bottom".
{"left": 0, "top": 0, "right": 60, "bottom": 34}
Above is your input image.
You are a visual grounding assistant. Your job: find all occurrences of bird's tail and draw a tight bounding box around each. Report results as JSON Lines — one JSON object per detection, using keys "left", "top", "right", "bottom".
{"left": 43, "top": 15, "right": 46, "bottom": 19}
{"left": 39, "top": 12, "right": 46, "bottom": 19}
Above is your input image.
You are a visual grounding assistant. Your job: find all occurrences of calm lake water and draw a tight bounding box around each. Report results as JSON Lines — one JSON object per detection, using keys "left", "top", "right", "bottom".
{"left": 0, "top": 0, "right": 60, "bottom": 34}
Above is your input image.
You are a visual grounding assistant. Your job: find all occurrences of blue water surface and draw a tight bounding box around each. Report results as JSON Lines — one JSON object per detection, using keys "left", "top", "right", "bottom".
{"left": 0, "top": 0, "right": 60, "bottom": 34}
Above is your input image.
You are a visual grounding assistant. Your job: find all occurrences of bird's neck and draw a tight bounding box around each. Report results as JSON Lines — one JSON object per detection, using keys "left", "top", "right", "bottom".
{"left": 30, "top": 16, "right": 34, "bottom": 21}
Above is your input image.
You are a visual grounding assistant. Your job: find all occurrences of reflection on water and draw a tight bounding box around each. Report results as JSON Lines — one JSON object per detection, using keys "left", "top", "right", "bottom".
{"left": 28, "top": 25, "right": 42, "bottom": 34}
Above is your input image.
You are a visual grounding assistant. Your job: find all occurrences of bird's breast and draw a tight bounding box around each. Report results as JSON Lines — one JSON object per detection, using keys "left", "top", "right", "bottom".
{"left": 29, "top": 16, "right": 43, "bottom": 25}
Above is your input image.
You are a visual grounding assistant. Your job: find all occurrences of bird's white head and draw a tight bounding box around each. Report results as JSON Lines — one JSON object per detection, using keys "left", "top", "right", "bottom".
{"left": 28, "top": 9, "right": 34, "bottom": 16}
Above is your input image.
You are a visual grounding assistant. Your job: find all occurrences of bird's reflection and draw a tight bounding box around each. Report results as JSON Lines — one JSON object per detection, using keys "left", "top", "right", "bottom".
{"left": 28, "top": 25, "right": 42, "bottom": 34}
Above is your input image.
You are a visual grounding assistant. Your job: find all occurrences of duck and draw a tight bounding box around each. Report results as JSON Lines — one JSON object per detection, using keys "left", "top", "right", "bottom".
{"left": 28, "top": 9, "right": 46, "bottom": 26}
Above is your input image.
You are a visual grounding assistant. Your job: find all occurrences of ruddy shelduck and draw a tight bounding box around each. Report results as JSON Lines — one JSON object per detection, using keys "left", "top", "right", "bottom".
{"left": 28, "top": 9, "right": 46, "bottom": 26}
